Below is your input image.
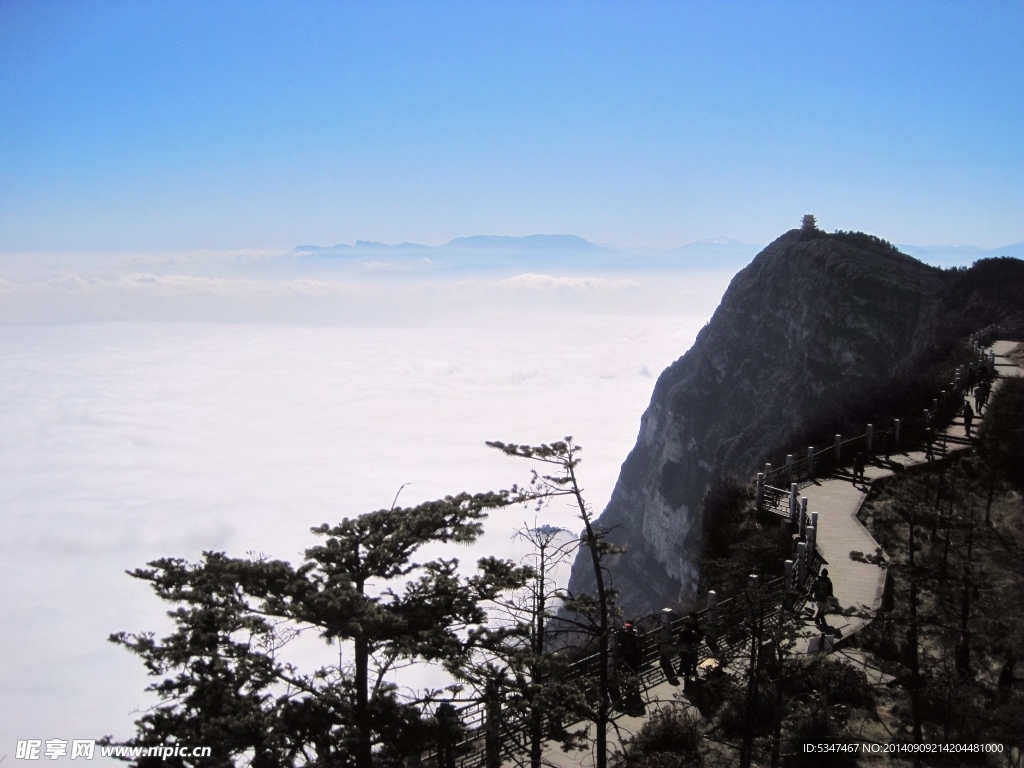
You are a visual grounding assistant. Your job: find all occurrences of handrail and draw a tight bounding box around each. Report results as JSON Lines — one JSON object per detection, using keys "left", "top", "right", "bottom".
{"left": 438, "top": 570, "right": 816, "bottom": 766}
{"left": 428, "top": 339, "right": 998, "bottom": 766}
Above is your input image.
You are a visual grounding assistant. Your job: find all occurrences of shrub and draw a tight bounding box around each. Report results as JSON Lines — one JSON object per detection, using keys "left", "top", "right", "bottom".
{"left": 615, "top": 706, "right": 704, "bottom": 768}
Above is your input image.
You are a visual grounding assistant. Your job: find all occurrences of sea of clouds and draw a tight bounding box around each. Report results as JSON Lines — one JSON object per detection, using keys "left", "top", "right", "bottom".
{"left": 0, "top": 248, "right": 738, "bottom": 761}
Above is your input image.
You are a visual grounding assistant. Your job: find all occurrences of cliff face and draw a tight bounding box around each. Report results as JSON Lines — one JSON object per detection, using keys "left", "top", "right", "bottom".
{"left": 571, "top": 229, "right": 1024, "bottom": 614}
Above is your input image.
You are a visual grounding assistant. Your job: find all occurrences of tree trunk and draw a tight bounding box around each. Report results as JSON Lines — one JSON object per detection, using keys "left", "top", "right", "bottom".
{"left": 354, "top": 576, "right": 372, "bottom": 768}
{"left": 355, "top": 630, "right": 372, "bottom": 768}
{"left": 739, "top": 594, "right": 762, "bottom": 768}
{"left": 569, "top": 461, "right": 608, "bottom": 768}
{"left": 530, "top": 549, "right": 546, "bottom": 768}
{"left": 485, "top": 680, "right": 501, "bottom": 768}
{"left": 985, "top": 469, "right": 996, "bottom": 525}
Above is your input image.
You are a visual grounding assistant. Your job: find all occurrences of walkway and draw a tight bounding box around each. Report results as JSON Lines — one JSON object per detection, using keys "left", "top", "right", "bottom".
{"left": 799, "top": 338, "right": 1020, "bottom": 648}
{"left": 453, "top": 340, "right": 1023, "bottom": 767}
{"left": 543, "top": 340, "right": 1023, "bottom": 766}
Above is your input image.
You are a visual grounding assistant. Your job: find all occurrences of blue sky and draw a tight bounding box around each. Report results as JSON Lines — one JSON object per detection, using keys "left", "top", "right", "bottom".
{"left": 1, "top": 0, "right": 1021, "bottom": 252}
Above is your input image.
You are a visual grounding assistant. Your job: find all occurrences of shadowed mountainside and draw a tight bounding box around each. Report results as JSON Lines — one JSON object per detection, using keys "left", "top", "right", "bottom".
{"left": 568, "top": 228, "right": 1024, "bottom": 615}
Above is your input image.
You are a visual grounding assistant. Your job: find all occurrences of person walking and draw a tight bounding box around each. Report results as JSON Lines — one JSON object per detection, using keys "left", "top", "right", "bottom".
{"left": 657, "top": 608, "right": 682, "bottom": 686}
{"left": 963, "top": 401, "right": 975, "bottom": 438}
{"left": 435, "top": 700, "right": 460, "bottom": 768}
{"left": 852, "top": 452, "right": 866, "bottom": 485}
{"left": 812, "top": 568, "right": 834, "bottom": 629}
{"left": 677, "top": 612, "right": 703, "bottom": 686}
{"left": 615, "top": 621, "right": 646, "bottom": 716}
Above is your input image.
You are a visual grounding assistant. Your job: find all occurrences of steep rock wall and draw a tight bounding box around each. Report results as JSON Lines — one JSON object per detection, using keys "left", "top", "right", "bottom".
{"left": 569, "top": 229, "right": 1023, "bottom": 614}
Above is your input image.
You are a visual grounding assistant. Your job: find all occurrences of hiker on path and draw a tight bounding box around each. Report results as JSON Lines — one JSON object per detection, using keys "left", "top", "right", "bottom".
{"left": 435, "top": 701, "right": 461, "bottom": 768}
{"left": 617, "top": 621, "right": 644, "bottom": 675}
{"left": 812, "top": 568, "right": 834, "bottom": 629}
{"left": 980, "top": 379, "right": 992, "bottom": 412}
{"left": 963, "top": 401, "right": 975, "bottom": 438}
{"left": 852, "top": 452, "right": 866, "bottom": 485}
{"left": 677, "top": 612, "right": 704, "bottom": 684}
{"left": 657, "top": 608, "right": 683, "bottom": 686}
{"left": 615, "top": 621, "right": 646, "bottom": 716}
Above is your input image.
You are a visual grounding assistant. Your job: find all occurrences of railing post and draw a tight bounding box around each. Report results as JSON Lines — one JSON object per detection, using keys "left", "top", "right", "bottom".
{"left": 867, "top": 423, "right": 873, "bottom": 453}
{"left": 748, "top": 573, "right": 759, "bottom": 589}
{"left": 764, "top": 462, "right": 772, "bottom": 479}
{"left": 807, "top": 446, "right": 815, "bottom": 478}
{"left": 809, "top": 512, "right": 819, "bottom": 553}
{"left": 806, "top": 525, "right": 816, "bottom": 558}
{"left": 834, "top": 434, "right": 841, "bottom": 462}
{"left": 799, "top": 497, "right": 808, "bottom": 538}
{"left": 756, "top": 472, "right": 765, "bottom": 512}
{"left": 924, "top": 408, "right": 930, "bottom": 427}
{"left": 707, "top": 590, "right": 718, "bottom": 626}
{"left": 784, "top": 559, "right": 794, "bottom": 590}
{"left": 786, "top": 454, "right": 794, "bottom": 486}
{"left": 789, "top": 483, "right": 798, "bottom": 524}
{"left": 894, "top": 418, "right": 901, "bottom": 445}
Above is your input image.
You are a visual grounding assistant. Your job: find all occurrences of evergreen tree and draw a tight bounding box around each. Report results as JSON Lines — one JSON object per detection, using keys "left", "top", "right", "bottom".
{"left": 109, "top": 490, "right": 530, "bottom": 767}
{"left": 487, "top": 438, "right": 622, "bottom": 768}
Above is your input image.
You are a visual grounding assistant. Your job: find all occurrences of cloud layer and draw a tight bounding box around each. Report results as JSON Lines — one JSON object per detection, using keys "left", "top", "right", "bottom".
{"left": 0, "top": 308, "right": 721, "bottom": 759}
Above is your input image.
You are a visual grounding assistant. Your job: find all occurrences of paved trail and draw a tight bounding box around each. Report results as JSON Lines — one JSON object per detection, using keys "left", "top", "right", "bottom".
{"left": 539, "top": 341, "right": 1024, "bottom": 767}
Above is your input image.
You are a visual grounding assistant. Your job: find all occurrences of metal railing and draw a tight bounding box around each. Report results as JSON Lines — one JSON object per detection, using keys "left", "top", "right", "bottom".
{"left": 433, "top": 560, "right": 823, "bottom": 767}
{"left": 425, "top": 339, "right": 1000, "bottom": 766}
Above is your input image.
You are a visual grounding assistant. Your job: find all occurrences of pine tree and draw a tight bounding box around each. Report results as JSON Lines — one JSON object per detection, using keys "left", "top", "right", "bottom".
{"left": 109, "top": 490, "right": 531, "bottom": 767}
{"left": 487, "top": 438, "right": 622, "bottom": 768}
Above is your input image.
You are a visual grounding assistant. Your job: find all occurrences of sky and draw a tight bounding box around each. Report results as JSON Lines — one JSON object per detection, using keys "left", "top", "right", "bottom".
{"left": 1, "top": 0, "right": 1022, "bottom": 253}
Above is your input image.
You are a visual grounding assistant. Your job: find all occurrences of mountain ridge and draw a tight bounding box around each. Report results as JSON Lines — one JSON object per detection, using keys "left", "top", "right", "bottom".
{"left": 566, "top": 228, "right": 1024, "bottom": 615}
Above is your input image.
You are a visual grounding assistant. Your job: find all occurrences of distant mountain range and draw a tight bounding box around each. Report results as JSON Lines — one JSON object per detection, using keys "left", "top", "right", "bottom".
{"left": 289, "top": 235, "right": 763, "bottom": 273}
{"left": 289, "top": 235, "right": 1024, "bottom": 273}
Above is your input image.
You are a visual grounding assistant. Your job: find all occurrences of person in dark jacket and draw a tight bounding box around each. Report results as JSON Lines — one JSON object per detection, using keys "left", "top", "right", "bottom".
{"left": 963, "top": 401, "right": 975, "bottom": 438}
{"left": 852, "top": 452, "right": 866, "bottom": 485}
{"left": 617, "top": 622, "right": 643, "bottom": 674}
{"left": 812, "top": 569, "right": 833, "bottom": 629}
{"left": 677, "top": 612, "right": 704, "bottom": 683}
{"left": 981, "top": 379, "right": 992, "bottom": 411}
{"left": 435, "top": 701, "right": 460, "bottom": 768}
{"left": 615, "top": 622, "right": 646, "bottom": 716}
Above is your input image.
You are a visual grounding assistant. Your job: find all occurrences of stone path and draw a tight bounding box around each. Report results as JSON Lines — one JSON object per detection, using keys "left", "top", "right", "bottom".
{"left": 799, "top": 339, "right": 1020, "bottom": 649}
{"left": 536, "top": 341, "right": 1024, "bottom": 767}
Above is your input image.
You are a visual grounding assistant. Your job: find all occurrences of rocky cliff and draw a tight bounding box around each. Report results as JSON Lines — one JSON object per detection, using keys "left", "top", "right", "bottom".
{"left": 569, "top": 228, "right": 1024, "bottom": 615}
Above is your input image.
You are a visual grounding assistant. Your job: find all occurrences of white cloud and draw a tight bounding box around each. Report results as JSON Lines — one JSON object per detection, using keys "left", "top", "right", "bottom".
{"left": 0, "top": 316, "right": 716, "bottom": 757}
{"left": 497, "top": 273, "right": 639, "bottom": 291}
